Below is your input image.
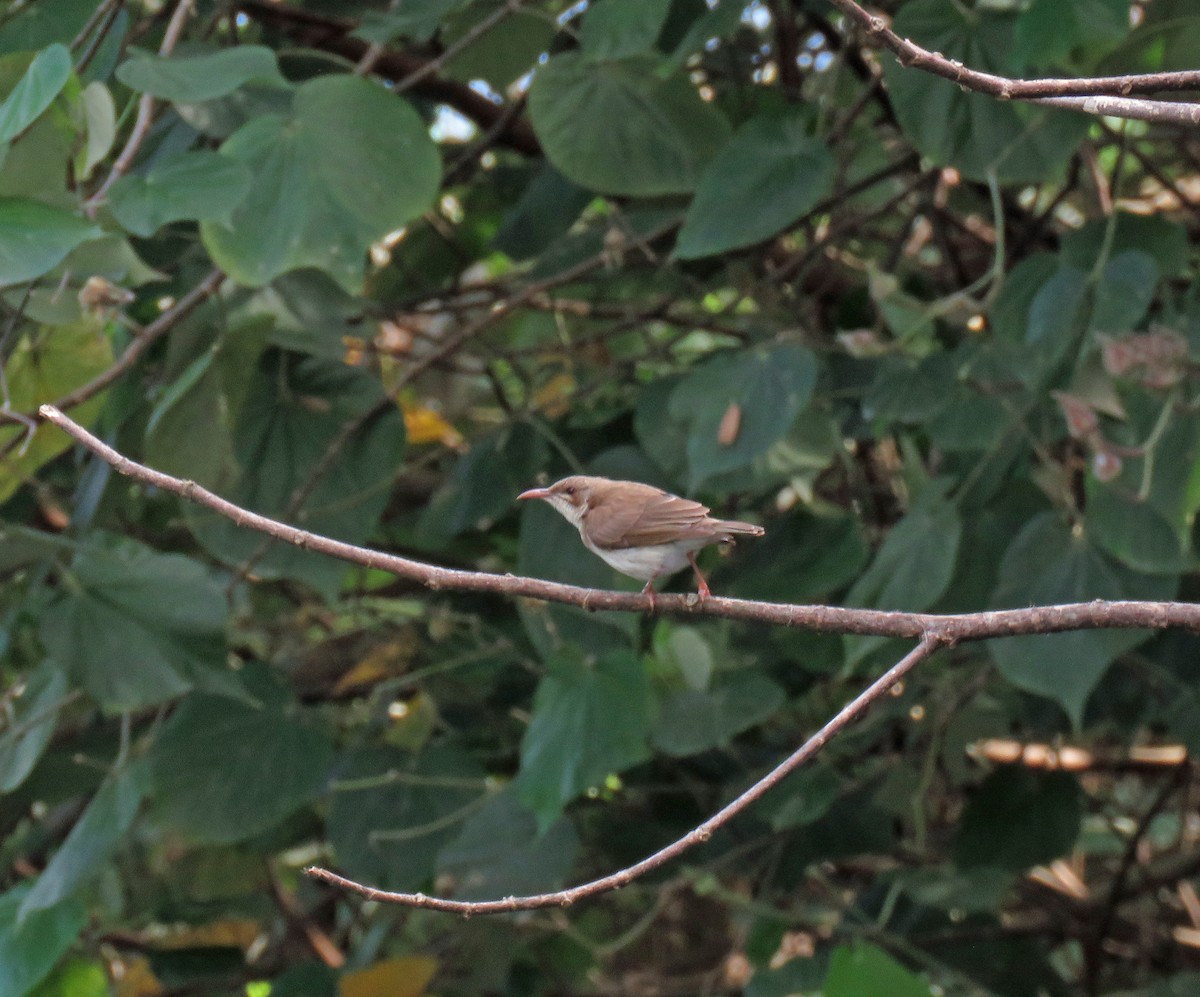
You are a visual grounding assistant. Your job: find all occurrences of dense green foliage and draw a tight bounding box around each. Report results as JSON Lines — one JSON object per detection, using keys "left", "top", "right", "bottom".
{"left": 1, "top": 0, "right": 1199, "bottom": 994}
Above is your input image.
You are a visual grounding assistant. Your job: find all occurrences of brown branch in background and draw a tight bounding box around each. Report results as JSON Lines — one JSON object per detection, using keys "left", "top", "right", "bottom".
{"left": 86, "top": 0, "right": 195, "bottom": 212}
{"left": 235, "top": 0, "right": 541, "bottom": 156}
{"left": 308, "top": 636, "right": 945, "bottom": 913}
{"left": 825, "top": 0, "right": 1200, "bottom": 125}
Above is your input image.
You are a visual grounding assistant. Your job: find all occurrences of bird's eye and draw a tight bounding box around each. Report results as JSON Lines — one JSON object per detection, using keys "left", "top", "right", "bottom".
{"left": 563, "top": 486, "right": 575, "bottom": 495}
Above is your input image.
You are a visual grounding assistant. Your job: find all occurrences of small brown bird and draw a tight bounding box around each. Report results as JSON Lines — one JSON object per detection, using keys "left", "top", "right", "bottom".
{"left": 517, "top": 475, "right": 764, "bottom": 604}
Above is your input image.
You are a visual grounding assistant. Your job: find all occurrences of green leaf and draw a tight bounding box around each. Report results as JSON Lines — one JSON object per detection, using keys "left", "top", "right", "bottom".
{"left": 492, "top": 163, "right": 593, "bottom": 261}
{"left": 202, "top": 74, "right": 441, "bottom": 291}
{"left": 847, "top": 490, "right": 962, "bottom": 612}
{"left": 668, "top": 344, "right": 818, "bottom": 489}
{"left": 328, "top": 746, "right": 487, "bottom": 891}
{"left": 1014, "top": 0, "right": 1130, "bottom": 67}
{"left": 515, "top": 649, "right": 653, "bottom": 829}
{"left": 581, "top": 0, "right": 673, "bottom": 59}
{"left": 1061, "top": 212, "right": 1190, "bottom": 278}
{"left": 824, "top": 943, "right": 933, "bottom": 997}
{"left": 74, "top": 81, "right": 115, "bottom": 182}
{"left": 108, "top": 150, "right": 252, "bottom": 236}
{"left": 1086, "top": 481, "right": 1191, "bottom": 574}
{"left": 0, "top": 198, "right": 100, "bottom": 286}
{"left": 881, "top": 0, "right": 1087, "bottom": 183}
{"left": 148, "top": 665, "right": 333, "bottom": 844}
{"left": 185, "top": 352, "right": 406, "bottom": 596}
{"left": 422, "top": 422, "right": 550, "bottom": 537}
{"left": 0, "top": 664, "right": 67, "bottom": 793}
{"left": 0, "top": 886, "right": 86, "bottom": 997}
{"left": 441, "top": 6, "right": 556, "bottom": 88}
{"left": 651, "top": 672, "right": 785, "bottom": 757}
{"left": 675, "top": 112, "right": 836, "bottom": 259}
{"left": 436, "top": 789, "right": 579, "bottom": 901}
{"left": 0, "top": 319, "right": 112, "bottom": 503}
{"left": 988, "top": 512, "right": 1177, "bottom": 724}
{"left": 730, "top": 511, "right": 868, "bottom": 602}
{"left": 652, "top": 623, "right": 714, "bottom": 691}
{"left": 116, "top": 45, "right": 286, "bottom": 102}
{"left": 0, "top": 43, "right": 71, "bottom": 142}
{"left": 40, "top": 537, "right": 229, "bottom": 712}
{"left": 354, "top": 0, "right": 473, "bottom": 44}
{"left": 18, "top": 762, "right": 146, "bottom": 921}
{"left": 1091, "top": 249, "right": 1159, "bottom": 333}
{"left": 955, "top": 768, "right": 1083, "bottom": 871}
{"left": 528, "top": 52, "right": 730, "bottom": 196}
{"left": 1025, "top": 264, "right": 1088, "bottom": 371}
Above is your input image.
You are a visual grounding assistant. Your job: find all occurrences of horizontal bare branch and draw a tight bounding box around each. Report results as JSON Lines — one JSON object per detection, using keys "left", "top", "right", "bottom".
{"left": 38, "top": 404, "right": 1200, "bottom": 642}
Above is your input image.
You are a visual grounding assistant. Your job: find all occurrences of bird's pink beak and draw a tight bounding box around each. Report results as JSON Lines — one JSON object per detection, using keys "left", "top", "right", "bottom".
{"left": 517, "top": 487, "right": 551, "bottom": 501}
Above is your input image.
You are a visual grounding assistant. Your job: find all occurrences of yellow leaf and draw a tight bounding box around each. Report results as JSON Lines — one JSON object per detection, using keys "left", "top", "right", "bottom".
{"left": 532, "top": 372, "right": 574, "bottom": 417}
{"left": 332, "top": 638, "right": 414, "bottom": 695}
{"left": 159, "top": 917, "right": 262, "bottom": 950}
{"left": 402, "top": 401, "right": 461, "bottom": 447}
{"left": 112, "top": 956, "right": 162, "bottom": 997}
{"left": 339, "top": 956, "right": 438, "bottom": 997}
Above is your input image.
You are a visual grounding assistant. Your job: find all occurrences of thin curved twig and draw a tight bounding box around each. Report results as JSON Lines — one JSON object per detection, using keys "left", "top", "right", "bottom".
{"left": 85, "top": 0, "right": 195, "bottom": 213}
{"left": 307, "top": 635, "right": 945, "bottom": 913}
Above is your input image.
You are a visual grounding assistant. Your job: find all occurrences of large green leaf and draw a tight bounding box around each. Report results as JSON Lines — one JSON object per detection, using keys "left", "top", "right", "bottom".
{"left": 115, "top": 45, "right": 286, "bottom": 102}
{"left": 988, "top": 512, "right": 1177, "bottom": 724}
{"left": 528, "top": 52, "right": 730, "bottom": 196}
{"left": 328, "top": 745, "right": 487, "bottom": 892}
{"left": 148, "top": 667, "right": 332, "bottom": 844}
{"left": 580, "top": 0, "right": 673, "bottom": 59}
{"left": 1013, "top": 0, "right": 1130, "bottom": 68}
{"left": 515, "top": 649, "right": 653, "bottom": 830}
{"left": 421, "top": 422, "right": 550, "bottom": 538}
{"left": 955, "top": 767, "right": 1083, "bottom": 871}
{"left": 435, "top": 790, "right": 579, "bottom": 901}
{"left": 186, "top": 351, "right": 406, "bottom": 596}
{"left": 668, "top": 343, "right": 818, "bottom": 489}
{"left": 847, "top": 489, "right": 962, "bottom": 613}
{"left": 0, "top": 198, "right": 100, "bottom": 286}
{"left": 0, "top": 664, "right": 68, "bottom": 793}
{"left": 728, "top": 511, "right": 868, "bottom": 602}
{"left": 108, "top": 150, "right": 252, "bottom": 236}
{"left": 881, "top": 0, "right": 1087, "bottom": 183}
{"left": 0, "top": 43, "right": 71, "bottom": 142}
{"left": 202, "top": 74, "right": 441, "bottom": 291}
{"left": 0, "top": 319, "right": 111, "bottom": 503}
{"left": 0, "top": 886, "right": 86, "bottom": 997}
{"left": 824, "top": 943, "right": 934, "bottom": 997}
{"left": 40, "top": 537, "right": 229, "bottom": 712}
{"left": 675, "top": 112, "right": 836, "bottom": 259}
{"left": 651, "top": 672, "right": 786, "bottom": 757}
{"left": 18, "top": 762, "right": 146, "bottom": 920}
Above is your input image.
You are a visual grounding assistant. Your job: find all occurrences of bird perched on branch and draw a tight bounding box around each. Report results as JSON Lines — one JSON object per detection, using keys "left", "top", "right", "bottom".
{"left": 518, "top": 475, "right": 764, "bottom": 606}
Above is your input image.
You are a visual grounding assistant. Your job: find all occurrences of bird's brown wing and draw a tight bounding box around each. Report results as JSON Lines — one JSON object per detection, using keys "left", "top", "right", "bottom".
{"left": 587, "top": 484, "right": 715, "bottom": 550}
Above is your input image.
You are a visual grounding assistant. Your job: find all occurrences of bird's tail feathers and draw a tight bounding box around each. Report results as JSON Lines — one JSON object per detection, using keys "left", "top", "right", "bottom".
{"left": 717, "top": 519, "right": 765, "bottom": 537}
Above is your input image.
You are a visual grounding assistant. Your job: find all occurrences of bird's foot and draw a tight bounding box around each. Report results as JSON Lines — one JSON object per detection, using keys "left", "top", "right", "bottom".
{"left": 688, "top": 553, "right": 712, "bottom": 600}
{"left": 641, "top": 579, "right": 657, "bottom": 612}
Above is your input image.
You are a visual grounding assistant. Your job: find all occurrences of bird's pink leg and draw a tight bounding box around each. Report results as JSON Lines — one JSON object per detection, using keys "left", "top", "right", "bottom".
{"left": 641, "top": 577, "right": 657, "bottom": 612}
{"left": 687, "top": 553, "right": 712, "bottom": 599}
